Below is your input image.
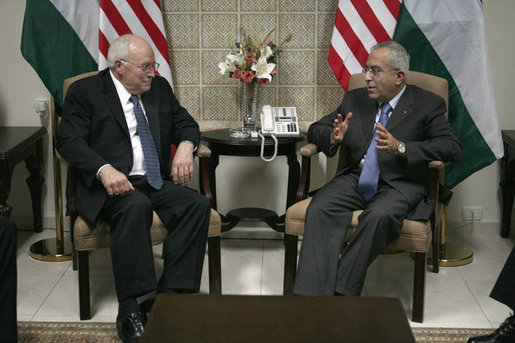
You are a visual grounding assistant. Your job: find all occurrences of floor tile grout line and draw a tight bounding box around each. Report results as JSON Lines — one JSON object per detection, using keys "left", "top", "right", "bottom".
{"left": 30, "top": 260, "right": 71, "bottom": 322}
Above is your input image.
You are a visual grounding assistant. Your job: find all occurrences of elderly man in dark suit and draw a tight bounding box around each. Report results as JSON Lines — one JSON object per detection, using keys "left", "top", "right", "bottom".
{"left": 293, "top": 41, "right": 462, "bottom": 297}
{"left": 58, "top": 34, "right": 210, "bottom": 342}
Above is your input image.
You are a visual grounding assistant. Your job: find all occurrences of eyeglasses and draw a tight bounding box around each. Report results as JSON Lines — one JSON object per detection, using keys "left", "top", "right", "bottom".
{"left": 121, "top": 59, "right": 160, "bottom": 73}
{"left": 362, "top": 66, "right": 398, "bottom": 77}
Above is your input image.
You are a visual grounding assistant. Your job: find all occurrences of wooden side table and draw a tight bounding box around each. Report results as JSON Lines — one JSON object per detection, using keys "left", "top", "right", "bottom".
{"left": 0, "top": 126, "right": 47, "bottom": 232}
{"left": 200, "top": 129, "right": 304, "bottom": 232}
{"left": 500, "top": 130, "right": 515, "bottom": 238}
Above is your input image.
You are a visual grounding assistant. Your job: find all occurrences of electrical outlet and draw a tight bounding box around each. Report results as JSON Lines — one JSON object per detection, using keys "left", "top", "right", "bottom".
{"left": 35, "top": 98, "right": 49, "bottom": 115}
{"left": 462, "top": 207, "right": 482, "bottom": 221}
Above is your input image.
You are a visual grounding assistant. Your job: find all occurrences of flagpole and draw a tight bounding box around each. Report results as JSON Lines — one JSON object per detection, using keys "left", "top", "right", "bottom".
{"left": 429, "top": 205, "right": 474, "bottom": 267}
{"left": 29, "top": 97, "right": 73, "bottom": 262}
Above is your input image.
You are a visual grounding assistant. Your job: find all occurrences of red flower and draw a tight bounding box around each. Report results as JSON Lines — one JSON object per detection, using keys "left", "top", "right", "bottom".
{"left": 232, "top": 69, "right": 242, "bottom": 79}
{"left": 258, "top": 78, "right": 269, "bottom": 85}
{"left": 241, "top": 70, "right": 255, "bottom": 82}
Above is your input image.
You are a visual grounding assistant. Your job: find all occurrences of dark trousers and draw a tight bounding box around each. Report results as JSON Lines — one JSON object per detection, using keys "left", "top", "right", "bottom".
{"left": 0, "top": 215, "right": 17, "bottom": 342}
{"left": 490, "top": 247, "right": 515, "bottom": 311}
{"left": 293, "top": 173, "right": 410, "bottom": 296}
{"left": 99, "top": 177, "right": 210, "bottom": 301}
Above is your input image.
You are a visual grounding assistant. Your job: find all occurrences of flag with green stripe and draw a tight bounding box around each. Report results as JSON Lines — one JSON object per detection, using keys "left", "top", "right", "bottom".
{"left": 21, "top": 0, "right": 99, "bottom": 110}
{"left": 393, "top": 0, "right": 503, "bottom": 188}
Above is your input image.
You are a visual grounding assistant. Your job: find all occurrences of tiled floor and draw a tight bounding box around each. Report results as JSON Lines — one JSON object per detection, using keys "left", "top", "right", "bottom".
{"left": 16, "top": 221, "right": 514, "bottom": 328}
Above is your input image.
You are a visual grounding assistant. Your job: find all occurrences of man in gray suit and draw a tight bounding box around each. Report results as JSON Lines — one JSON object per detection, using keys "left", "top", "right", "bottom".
{"left": 58, "top": 34, "right": 210, "bottom": 342}
{"left": 293, "top": 41, "right": 462, "bottom": 296}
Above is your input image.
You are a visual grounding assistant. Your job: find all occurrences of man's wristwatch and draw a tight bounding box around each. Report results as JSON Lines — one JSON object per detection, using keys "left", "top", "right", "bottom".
{"left": 397, "top": 141, "right": 406, "bottom": 155}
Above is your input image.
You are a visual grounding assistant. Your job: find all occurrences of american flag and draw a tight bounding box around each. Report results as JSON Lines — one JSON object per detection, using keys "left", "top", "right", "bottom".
{"left": 98, "top": 0, "right": 173, "bottom": 87}
{"left": 328, "top": 0, "right": 402, "bottom": 90}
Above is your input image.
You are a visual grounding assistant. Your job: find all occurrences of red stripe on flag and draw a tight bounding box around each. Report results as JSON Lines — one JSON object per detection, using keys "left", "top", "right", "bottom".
{"left": 328, "top": 46, "right": 351, "bottom": 90}
{"left": 328, "top": 0, "right": 399, "bottom": 89}
{"left": 126, "top": 0, "right": 170, "bottom": 62}
{"left": 384, "top": 0, "right": 401, "bottom": 19}
{"left": 351, "top": 0, "right": 391, "bottom": 42}
{"left": 334, "top": 7, "right": 369, "bottom": 66}
{"left": 99, "top": 30, "right": 110, "bottom": 61}
{"left": 152, "top": 0, "right": 161, "bottom": 8}
{"left": 101, "top": 0, "right": 132, "bottom": 35}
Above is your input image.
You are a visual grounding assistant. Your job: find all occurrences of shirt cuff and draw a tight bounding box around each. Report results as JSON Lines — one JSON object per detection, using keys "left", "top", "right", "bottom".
{"left": 96, "top": 164, "right": 111, "bottom": 180}
{"left": 181, "top": 140, "right": 197, "bottom": 152}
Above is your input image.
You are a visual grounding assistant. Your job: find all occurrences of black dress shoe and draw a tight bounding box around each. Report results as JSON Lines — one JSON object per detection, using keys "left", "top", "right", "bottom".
{"left": 116, "top": 309, "right": 145, "bottom": 343}
{"left": 468, "top": 314, "right": 515, "bottom": 343}
{"left": 139, "top": 298, "right": 155, "bottom": 322}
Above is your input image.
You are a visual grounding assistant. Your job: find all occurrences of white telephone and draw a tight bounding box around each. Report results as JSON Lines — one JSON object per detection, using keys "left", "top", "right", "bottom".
{"left": 260, "top": 105, "right": 300, "bottom": 137}
{"left": 258, "top": 105, "right": 299, "bottom": 162}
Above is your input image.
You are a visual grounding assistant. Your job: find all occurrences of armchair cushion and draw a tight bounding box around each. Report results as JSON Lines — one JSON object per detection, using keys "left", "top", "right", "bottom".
{"left": 73, "top": 208, "right": 221, "bottom": 251}
{"left": 285, "top": 198, "right": 431, "bottom": 253}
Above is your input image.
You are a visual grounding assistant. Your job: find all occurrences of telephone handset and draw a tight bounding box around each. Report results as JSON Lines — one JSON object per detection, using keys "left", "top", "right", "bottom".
{"left": 259, "top": 105, "right": 299, "bottom": 162}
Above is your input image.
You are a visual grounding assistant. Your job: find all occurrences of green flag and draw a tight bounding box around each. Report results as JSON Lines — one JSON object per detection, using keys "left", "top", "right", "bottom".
{"left": 393, "top": 0, "right": 503, "bottom": 188}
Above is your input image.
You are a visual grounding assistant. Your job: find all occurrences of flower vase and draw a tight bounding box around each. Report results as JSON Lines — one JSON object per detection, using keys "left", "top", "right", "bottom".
{"left": 241, "top": 81, "right": 259, "bottom": 132}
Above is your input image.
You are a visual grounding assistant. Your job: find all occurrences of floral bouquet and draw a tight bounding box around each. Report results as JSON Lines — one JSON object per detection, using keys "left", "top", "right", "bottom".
{"left": 218, "top": 27, "right": 291, "bottom": 84}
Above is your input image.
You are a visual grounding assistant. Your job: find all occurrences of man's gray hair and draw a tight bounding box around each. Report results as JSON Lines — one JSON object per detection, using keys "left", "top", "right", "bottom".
{"left": 107, "top": 34, "right": 132, "bottom": 68}
{"left": 371, "top": 41, "right": 410, "bottom": 79}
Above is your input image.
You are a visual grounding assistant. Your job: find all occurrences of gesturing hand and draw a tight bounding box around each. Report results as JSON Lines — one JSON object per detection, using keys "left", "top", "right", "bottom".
{"left": 330, "top": 112, "right": 352, "bottom": 145}
{"left": 374, "top": 122, "right": 401, "bottom": 154}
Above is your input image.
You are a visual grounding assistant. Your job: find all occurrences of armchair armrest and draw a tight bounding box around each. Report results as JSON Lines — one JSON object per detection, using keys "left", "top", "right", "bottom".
{"left": 197, "top": 144, "right": 211, "bottom": 159}
{"left": 197, "top": 144, "right": 215, "bottom": 207}
{"left": 296, "top": 143, "right": 321, "bottom": 202}
{"left": 55, "top": 150, "right": 70, "bottom": 168}
{"left": 428, "top": 160, "right": 445, "bottom": 169}
{"left": 299, "top": 143, "right": 319, "bottom": 158}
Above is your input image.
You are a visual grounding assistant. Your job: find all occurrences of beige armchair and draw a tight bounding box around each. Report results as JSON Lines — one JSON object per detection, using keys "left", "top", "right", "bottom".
{"left": 60, "top": 72, "right": 222, "bottom": 320}
{"left": 283, "top": 71, "right": 449, "bottom": 323}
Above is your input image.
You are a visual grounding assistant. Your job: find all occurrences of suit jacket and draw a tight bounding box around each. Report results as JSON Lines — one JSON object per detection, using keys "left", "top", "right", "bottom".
{"left": 308, "top": 85, "right": 462, "bottom": 218}
{"left": 57, "top": 68, "right": 200, "bottom": 225}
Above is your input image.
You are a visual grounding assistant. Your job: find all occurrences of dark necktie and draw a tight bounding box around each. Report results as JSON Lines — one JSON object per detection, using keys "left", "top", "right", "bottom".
{"left": 130, "top": 95, "right": 163, "bottom": 190}
{"left": 358, "top": 102, "right": 392, "bottom": 201}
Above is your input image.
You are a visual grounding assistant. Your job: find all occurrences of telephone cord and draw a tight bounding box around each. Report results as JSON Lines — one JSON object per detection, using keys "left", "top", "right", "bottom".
{"left": 258, "top": 130, "right": 278, "bottom": 162}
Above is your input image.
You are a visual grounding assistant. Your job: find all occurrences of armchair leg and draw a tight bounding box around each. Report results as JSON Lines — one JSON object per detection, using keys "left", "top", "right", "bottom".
{"left": 283, "top": 233, "right": 298, "bottom": 295}
{"left": 78, "top": 250, "right": 91, "bottom": 320}
{"left": 72, "top": 245, "right": 78, "bottom": 271}
{"left": 412, "top": 252, "right": 426, "bottom": 323}
{"left": 208, "top": 236, "right": 222, "bottom": 294}
{"left": 431, "top": 214, "right": 440, "bottom": 273}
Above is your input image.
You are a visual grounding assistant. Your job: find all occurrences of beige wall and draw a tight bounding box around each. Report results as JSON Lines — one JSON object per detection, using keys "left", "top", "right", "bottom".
{"left": 161, "top": 0, "right": 342, "bottom": 131}
{"left": 1, "top": 0, "right": 514, "bottom": 229}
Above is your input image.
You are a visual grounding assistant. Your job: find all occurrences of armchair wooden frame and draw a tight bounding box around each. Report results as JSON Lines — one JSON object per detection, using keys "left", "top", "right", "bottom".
{"left": 283, "top": 71, "right": 448, "bottom": 323}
